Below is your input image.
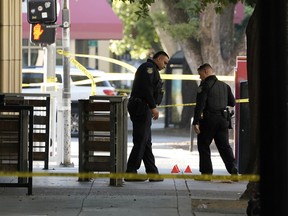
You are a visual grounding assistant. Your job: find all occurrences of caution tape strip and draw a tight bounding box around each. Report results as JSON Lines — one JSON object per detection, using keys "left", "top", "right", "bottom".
{"left": 0, "top": 171, "right": 259, "bottom": 182}
{"left": 57, "top": 50, "right": 138, "bottom": 73}
{"left": 236, "top": 98, "right": 249, "bottom": 103}
{"left": 159, "top": 103, "right": 196, "bottom": 108}
{"left": 158, "top": 98, "right": 249, "bottom": 108}
{"left": 24, "top": 50, "right": 250, "bottom": 107}
{"left": 56, "top": 50, "right": 235, "bottom": 82}
{"left": 57, "top": 49, "right": 97, "bottom": 96}
{"left": 23, "top": 50, "right": 237, "bottom": 94}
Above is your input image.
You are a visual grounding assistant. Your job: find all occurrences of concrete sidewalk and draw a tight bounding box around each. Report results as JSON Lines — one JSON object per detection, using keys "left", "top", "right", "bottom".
{"left": 0, "top": 122, "right": 249, "bottom": 216}
{"left": 0, "top": 168, "right": 248, "bottom": 216}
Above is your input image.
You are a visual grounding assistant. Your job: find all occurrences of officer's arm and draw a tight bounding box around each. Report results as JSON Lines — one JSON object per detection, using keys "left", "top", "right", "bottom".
{"left": 227, "top": 85, "right": 236, "bottom": 107}
{"left": 143, "top": 68, "right": 157, "bottom": 109}
{"left": 192, "top": 83, "right": 209, "bottom": 125}
{"left": 148, "top": 70, "right": 160, "bottom": 120}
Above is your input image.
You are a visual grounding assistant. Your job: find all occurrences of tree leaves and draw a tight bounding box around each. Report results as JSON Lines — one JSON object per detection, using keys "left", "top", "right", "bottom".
{"left": 110, "top": 1, "right": 161, "bottom": 58}
{"left": 112, "top": 0, "right": 155, "bottom": 19}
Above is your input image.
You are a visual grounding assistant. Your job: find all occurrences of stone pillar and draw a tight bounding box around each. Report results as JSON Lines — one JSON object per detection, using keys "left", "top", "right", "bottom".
{"left": 98, "top": 40, "right": 110, "bottom": 72}
{"left": 0, "top": 0, "right": 22, "bottom": 93}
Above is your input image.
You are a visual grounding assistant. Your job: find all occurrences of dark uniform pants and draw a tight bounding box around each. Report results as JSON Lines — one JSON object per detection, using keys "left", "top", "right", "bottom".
{"left": 126, "top": 99, "right": 159, "bottom": 174}
{"left": 197, "top": 114, "right": 236, "bottom": 174}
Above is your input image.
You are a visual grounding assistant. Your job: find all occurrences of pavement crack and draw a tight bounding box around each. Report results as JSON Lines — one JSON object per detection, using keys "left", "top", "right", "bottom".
{"left": 76, "top": 179, "right": 95, "bottom": 216}
{"left": 173, "top": 178, "right": 181, "bottom": 216}
{"left": 184, "top": 178, "right": 192, "bottom": 197}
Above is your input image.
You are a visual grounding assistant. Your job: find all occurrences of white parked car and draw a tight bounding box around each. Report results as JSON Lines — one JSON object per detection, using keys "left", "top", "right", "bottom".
{"left": 22, "top": 66, "right": 116, "bottom": 136}
{"left": 22, "top": 66, "right": 116, "bottom": 98}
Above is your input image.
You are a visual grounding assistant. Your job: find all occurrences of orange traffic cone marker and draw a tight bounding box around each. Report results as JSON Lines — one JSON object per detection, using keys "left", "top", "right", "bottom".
{"left": 184, "top": 165, "right": 192, "bottom": 173}
{"left": 171, "top": 165, "right": 180, "bottom": 173}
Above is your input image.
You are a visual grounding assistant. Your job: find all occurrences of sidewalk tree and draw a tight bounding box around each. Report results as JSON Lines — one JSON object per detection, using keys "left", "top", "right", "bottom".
{"left": 116, "top": 0, "right": 259, "bottom": 199}
{"left": 115, "top": 0, "right": 252, "bottom": 75}
{"left": 151, "top": 0, "right": 251, "bottom": 75}
{"left": 113, "top": 0, "right": 252, "bottom": 128}
{"left": 149, "top": 0, "right": 252, "bottom": 129}
{"left": 110, "top": 1, "right": 162, "bottom": 59}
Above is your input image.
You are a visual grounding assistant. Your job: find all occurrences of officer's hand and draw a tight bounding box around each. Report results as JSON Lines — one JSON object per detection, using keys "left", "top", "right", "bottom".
{"left": 193, "top": 124, "right": 200, "bottom": 134}
{"left": 151, "top": 108, "right": 159, "bottom": 120}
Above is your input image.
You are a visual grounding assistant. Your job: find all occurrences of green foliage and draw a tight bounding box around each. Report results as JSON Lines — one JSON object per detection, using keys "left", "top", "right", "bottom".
{"left": 110, "top": 0, "right": 255, "bottom": 57}
{"left": 151, "top": 10, "right": 200, "bottom": 41}
{"left": 158, "top": 0, "right": 202, "bottom": 41}
{"left": 110, "top": 1, "right": 161, "bottom": 59}
{"left": 245, "top": 0, "right": 257, "bottom": 7}
{"left": 112, "top": 0, "right": 155, "bottom": 19}
{"left": 172, "top": 0, "right": 202, "bottom": 17}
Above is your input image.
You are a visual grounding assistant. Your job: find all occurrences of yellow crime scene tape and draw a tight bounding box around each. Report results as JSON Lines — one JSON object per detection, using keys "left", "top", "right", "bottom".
{"left": 158, "top": 98, "right": 249, "bottom": 109}
{"left": 57, "top": 49, "right": 97, "bottom": 96}
{"left": 0, "top": 171, "right": 259, "bottom": 182}
{"left": 57, "top": 50, "right": 138, "bottom": 73}
{"left": 24, "top": 50, "right": 236, "bottom": 94}
{"left": 56, "top": 50, "right": 235, "bottom": 82}
{"left": 236, "top": 98, "right": 249, "bottom": 103}
{"left": 55, "top": 50, "right": 247, "bottom": 109}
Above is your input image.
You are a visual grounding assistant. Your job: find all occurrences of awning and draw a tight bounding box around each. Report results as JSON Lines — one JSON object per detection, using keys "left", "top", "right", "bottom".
{"left": 22, "top": 0, "right": 123, "bottom": 40}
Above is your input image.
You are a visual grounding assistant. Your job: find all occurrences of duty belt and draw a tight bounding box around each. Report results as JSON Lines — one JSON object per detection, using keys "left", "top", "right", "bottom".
{"left": 203, "top": 109, "right": 226, "bottom": 116}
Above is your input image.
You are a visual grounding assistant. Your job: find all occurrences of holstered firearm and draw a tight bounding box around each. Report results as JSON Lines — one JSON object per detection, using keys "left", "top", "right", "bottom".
{"left": 226, "top": 108, "right": 234, "bottom": 129}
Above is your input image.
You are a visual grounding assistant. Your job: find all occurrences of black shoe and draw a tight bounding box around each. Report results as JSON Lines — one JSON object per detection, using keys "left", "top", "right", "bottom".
{"left": 231, "top": 167, "right": 238, "bottom": 175}
{"left": 149, "top": 178, "right": 164, "bottom": 182}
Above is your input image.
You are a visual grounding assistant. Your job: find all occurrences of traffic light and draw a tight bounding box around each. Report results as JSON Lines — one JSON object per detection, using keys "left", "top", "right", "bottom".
{"left": 27, "top": 0, "right": 57, "bottom": 24}
{"left": 30, "top": 23, "right": 56, "bottom": 45}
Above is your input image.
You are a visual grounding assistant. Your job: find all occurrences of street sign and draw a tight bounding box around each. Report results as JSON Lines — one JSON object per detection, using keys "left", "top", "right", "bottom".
{"left": 27, "top": 0, "right": 57, "bottom": 24}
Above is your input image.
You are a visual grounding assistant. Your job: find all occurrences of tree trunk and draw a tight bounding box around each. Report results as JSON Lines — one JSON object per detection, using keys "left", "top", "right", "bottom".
{"left": 161, "top": 2, "right": 240, "bottom": 75}
{"left": 149, "top": 0, "right": 180, "bottom": 56}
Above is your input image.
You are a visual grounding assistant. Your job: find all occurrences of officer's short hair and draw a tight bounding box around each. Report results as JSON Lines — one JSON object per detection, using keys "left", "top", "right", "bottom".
{"left": 153, "top": 51, "right": 169, "bottom": 59}
{"left": 197, "top": 63, "right": 212, "bottom": 71}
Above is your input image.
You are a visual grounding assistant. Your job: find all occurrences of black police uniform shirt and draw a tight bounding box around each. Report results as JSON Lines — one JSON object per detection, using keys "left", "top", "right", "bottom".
{"left": 130, "top": 59, "right": 162, "bottom": 109}
{"left": 192, "top": 75, "right": 235, "bottom": 125}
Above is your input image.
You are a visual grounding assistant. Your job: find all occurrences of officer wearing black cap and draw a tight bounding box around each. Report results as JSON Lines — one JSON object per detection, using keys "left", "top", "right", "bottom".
{"left": 192, "top": 63, "right": 238, "bottom": 175}
{"left": 125, "top": 51, "right": 169, "bottom": 182}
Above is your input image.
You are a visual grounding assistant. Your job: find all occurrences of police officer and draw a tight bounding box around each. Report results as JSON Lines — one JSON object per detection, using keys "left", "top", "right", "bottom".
{"left": 192, "top": 63, "right": 238, "bottom": 175}
{"left": 125, "top": 51, "right": 169, "bottom": 182}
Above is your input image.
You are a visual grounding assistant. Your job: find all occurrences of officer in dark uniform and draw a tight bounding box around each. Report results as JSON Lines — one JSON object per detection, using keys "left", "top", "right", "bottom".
{"left": 192, "top": 63, "right": 238, "bottom": 175}
{"left": 125, "top": 51, "right": 169, "bottom": 182}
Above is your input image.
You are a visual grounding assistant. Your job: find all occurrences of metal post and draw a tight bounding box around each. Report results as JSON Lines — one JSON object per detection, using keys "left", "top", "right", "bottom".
{"left": 61, "top": 0, "right": 73, "bottom": 167}
{"left": 44, "top": 43, "right": 57, "bottom": 163}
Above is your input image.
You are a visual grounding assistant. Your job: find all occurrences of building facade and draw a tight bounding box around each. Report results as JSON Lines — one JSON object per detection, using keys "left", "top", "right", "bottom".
{"left": 0, "top": 0, "right": 123, "bottom": 93}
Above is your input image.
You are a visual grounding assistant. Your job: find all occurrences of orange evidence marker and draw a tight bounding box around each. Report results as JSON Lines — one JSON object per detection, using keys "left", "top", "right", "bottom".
{"left": 171, "top": 165, "right": 181, "bottom": 173}
{"left": 184, "top": 165, "right": 192, "bottom": 173}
